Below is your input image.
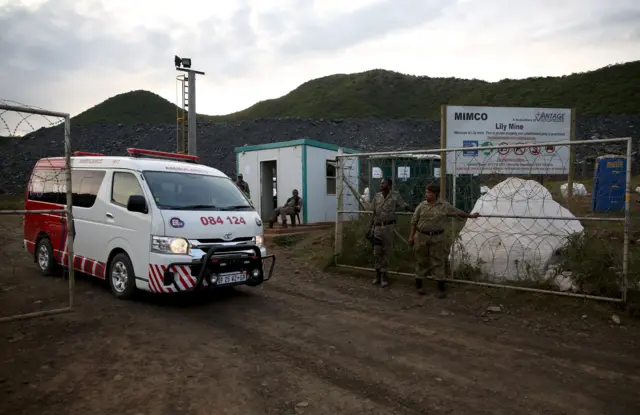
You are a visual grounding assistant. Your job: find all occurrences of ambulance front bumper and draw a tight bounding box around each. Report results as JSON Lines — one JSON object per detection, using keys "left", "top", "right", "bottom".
{"left": 161, "top": 244, "right": 276, "bottom": 292}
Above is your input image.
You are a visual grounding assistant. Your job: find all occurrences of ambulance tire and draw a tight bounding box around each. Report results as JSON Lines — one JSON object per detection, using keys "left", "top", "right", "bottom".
{"left": 108, "top": 252, "right": 137, "bottom": 300}
{"left": 35, "top": 238, "right": 58, "bottom": 276}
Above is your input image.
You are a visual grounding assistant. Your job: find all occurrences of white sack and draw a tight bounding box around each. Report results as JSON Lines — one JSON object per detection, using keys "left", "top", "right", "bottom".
{"left": 560, "top": 182, "right": 588, "bottom": 198}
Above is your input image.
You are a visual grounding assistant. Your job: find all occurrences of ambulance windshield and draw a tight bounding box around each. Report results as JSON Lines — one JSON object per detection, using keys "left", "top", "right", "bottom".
{"left": 143, "top": 171, "right": 253, "bottom": 211}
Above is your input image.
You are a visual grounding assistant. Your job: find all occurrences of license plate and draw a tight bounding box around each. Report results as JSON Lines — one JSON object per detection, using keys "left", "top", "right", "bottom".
{"left": 217, "top": 272, "right": 247, "bottom": 285}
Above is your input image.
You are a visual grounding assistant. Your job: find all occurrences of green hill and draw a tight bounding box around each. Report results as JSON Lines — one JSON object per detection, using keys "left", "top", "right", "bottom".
{"left": 72, "top": 90, "right": 178, "bottom": 125}
{"left": 220, "top": 60, "right": 640, "bottom": 120}
{"left": 73, "top": 60, "right": 640, "bottom": 124}
{"left": 71, "top": 90, "right": 216, "bottom": 125}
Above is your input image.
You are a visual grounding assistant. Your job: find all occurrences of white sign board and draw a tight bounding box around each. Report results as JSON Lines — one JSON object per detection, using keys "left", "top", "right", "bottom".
{"left": 445, "top": 106, "right": 572, "bottom": 175}
{"left": 372, "top": 167, "right": 382, "bottom": 178}
{"left": 397, "top": 166, "right": 410, "bottom": 180}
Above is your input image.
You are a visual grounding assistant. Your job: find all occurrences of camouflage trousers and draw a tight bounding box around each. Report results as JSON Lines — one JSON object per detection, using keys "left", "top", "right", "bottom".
{"left": 413, "top": 233, "right": 447, "bottom": 282}
{"left": 271, "top": 206, "right": 296, "bottom": 223}
{"left": 372, "top": 224, "right": 394, "bottom": 272}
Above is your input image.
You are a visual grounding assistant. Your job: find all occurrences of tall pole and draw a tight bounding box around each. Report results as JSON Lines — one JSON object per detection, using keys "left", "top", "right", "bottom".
{"left": 176, "top": 60, "right": 205, "bottom": 156}
{"left": 187, "top": 72, "right": 197, "bottom": 155}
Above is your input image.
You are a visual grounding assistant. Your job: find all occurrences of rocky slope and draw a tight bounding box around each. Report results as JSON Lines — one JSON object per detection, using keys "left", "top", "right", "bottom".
{"left": 1, "top": 115, "right": 638, "bottom": 194}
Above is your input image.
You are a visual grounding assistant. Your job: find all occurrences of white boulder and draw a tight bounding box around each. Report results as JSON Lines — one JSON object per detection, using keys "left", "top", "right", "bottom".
{"left": 560, "top": 182, "right": 588, "bottom": 198}
{"left": 450, "top": 178, "right": 584, "bottom": 283}
{"left": 480, "top": 185, "right": 490, "bottom": 195}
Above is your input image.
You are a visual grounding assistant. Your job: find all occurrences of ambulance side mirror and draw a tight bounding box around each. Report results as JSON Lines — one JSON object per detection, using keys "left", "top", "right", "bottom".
{"left": 127, "top": 195, "right": 148, "bottom": 214}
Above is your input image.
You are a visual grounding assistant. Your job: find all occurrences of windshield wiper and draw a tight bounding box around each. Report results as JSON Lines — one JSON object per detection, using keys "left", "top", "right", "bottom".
{"left": 159, "top": 204, "right": 251, "bottom": 211}
{"left": 219, "top": 205, "right": 253, "bottom": 211}
{"left": 171, "top": 204, "right": 219, "bottom": 210}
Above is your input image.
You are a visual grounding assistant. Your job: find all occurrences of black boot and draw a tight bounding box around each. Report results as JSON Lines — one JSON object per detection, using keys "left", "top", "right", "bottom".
{"left": 372, "top": 269, "right": 381, "bottom": 285}
{"left": 415, "top": 278, "right": 425, "bottom": 295}
{"left": 380, "top": 272, "right": 389, "bottom": 288}
{"left": 435, "top": 280, "right": 447, "bottom": 298}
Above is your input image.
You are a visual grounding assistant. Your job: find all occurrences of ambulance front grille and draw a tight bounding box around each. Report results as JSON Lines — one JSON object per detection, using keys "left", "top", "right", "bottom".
{"left": 196, "top": 237, "right": 253, "bottom": 244}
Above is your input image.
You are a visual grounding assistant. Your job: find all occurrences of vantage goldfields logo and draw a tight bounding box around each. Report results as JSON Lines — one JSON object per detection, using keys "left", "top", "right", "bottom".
{"left": 534, "top": 111, "right": 566, "bottom": 122}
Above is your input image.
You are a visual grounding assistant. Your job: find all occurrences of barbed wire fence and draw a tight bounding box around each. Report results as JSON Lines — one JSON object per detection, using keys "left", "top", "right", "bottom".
{"left": 334, "top": 138, "right": 634, "bottom": 303}
{"left": 0, "top": 100, "right": 76, "bottom": 323}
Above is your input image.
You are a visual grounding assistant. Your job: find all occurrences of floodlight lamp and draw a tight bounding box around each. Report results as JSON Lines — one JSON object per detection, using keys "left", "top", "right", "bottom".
{"left": 181, "top": 58, "right": 192, "bottom": 68}
{"left": 174, "top": 55, "right": 181, "bottom": 67}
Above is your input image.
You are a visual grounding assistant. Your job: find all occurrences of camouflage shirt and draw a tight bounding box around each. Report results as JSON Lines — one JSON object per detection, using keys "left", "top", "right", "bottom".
{"left": 285, "top": 196, "right": 302, "bottom": 209}
{"left": 236, "top": 180, "right": 250, "bottom": 196}
{"left": 372, "top": 191, "right": 408, "bottom": 224}
{"left": 411, "top": 200, "right": 459, "bottom": 232}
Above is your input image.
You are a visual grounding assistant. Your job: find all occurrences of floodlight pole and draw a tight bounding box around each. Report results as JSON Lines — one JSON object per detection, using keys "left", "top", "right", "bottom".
{"left": 176, "top": 67, "right": 205, "bottom": 156}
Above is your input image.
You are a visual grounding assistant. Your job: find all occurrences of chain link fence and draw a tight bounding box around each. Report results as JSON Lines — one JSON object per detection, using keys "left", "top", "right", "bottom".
{"left": 0, "top": 100, "right": 75, "bottom": 323}
{"left": 334, "top": 138, "right": 634, "bottom": 303}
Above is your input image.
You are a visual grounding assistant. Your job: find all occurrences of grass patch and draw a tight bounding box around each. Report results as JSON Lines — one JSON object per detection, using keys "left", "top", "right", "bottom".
{"left": 271, "top": 234, "right": 307, "bottom": 247}
{"left": 271, "top": 231, "right": 336, "bottom": 270}
{"left": 0, "top": 196, "right": 24, "bottom": 210}
{"left": 330, "top": 227, "right": 640, "bottom": 318}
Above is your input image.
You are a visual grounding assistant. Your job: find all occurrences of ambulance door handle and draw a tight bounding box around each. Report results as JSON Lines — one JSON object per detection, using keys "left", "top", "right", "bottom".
{"left": 106, "top": 212, "right": 114, "bottom": 219}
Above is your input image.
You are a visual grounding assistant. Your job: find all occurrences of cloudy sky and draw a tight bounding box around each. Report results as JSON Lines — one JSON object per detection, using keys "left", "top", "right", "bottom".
{"left": 1, "top": 0, "right": 639, "bottom": 123}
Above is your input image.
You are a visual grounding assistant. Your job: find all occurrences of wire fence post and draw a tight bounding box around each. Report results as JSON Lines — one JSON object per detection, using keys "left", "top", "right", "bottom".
{"left": 567, "top": 108, "right": 577, "bottom": 208}
{"left": 63, "top": 115, "right": 76, "bottom": 308}
{"left": 334, "top": 149, "right": 344, "bottom": 261}
{"left": 367, "top": 157, "right": 372, "bottom": 204}
{"left": 0, "top": 101, "right": 75, "bottom": 323}
{"left": 450, "top": 154, "right": 457, "bottom": 279}
{"left": 622, "top": 137, "right": 632, "bottom": 303}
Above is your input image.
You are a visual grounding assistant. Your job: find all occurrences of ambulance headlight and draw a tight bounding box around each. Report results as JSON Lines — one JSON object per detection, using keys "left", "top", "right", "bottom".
{"left": 252, "top": 235, "right": 264, "bottom": 248}
{"left": 151, "top": 236, "right": 190, "bottom": 255}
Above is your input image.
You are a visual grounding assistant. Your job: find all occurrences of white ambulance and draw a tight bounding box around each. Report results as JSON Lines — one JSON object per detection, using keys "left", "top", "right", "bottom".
{"left": 23, "top": 148, "right": 275, "bottom": 299}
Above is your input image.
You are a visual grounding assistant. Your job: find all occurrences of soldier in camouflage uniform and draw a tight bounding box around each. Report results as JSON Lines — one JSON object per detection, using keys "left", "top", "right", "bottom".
{"left": 268, "top": 189, "right": 303, "bottom": 228}
{"left": 408, "top": 184, "right": 480, "bottom": 298}
{"left": 369, "top": 178, "right": 411, "bottom": 288}
{"left": 236, "top": 174, "right": 250, "bottom": 198}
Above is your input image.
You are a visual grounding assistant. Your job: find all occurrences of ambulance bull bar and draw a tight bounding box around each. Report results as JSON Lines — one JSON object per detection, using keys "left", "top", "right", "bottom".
{"left": 163, "top": 244, "right": 276, "bottom": 291}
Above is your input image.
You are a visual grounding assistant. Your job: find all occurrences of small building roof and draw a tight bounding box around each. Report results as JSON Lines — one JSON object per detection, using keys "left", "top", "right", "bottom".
{"left": 234, "top": 138, "right": 360, "bottom": 154}
{"left": 367, "top": 153, "right": 441, "bottom": 160}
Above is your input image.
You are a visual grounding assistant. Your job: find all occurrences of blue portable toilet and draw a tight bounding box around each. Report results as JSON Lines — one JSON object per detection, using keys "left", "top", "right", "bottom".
{"left": 591, "top": 155, "right": 626, "bottom": 213}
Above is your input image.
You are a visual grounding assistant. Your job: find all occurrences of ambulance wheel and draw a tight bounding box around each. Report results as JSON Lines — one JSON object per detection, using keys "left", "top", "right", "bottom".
{"left": 108, "top": 253, "right": 137, "bottom": 300}
{"left": 35, "top": 238, "right": 57, "bottom": 276}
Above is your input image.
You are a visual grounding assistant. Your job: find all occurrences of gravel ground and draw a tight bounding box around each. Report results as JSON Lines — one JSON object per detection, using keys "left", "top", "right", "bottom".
{"left": 1, "top": 215, "right": 640, "bottom": 415}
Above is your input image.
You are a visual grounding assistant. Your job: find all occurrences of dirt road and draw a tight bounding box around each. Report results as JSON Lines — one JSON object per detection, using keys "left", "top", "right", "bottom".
{"left": 1, "top": 216, "right": 640, "bottom": 415}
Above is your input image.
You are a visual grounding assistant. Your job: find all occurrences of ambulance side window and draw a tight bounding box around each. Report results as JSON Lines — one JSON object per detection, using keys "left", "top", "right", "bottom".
{"left": 28, "top": 169, "right": 68, "bottom": 205}
{"left": 111, "top": 172, "right": 144, "bottom": 207}
{"left": 72, "top": 170, "right": 106, "bottom": 208}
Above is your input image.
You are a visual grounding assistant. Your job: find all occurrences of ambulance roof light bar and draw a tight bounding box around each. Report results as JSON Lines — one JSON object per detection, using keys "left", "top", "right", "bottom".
{"left": 126, "top": 148, "right": 200, "bottom": 163}
{"left": 73, "top": 151, "right": 105, "bottom": 156}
